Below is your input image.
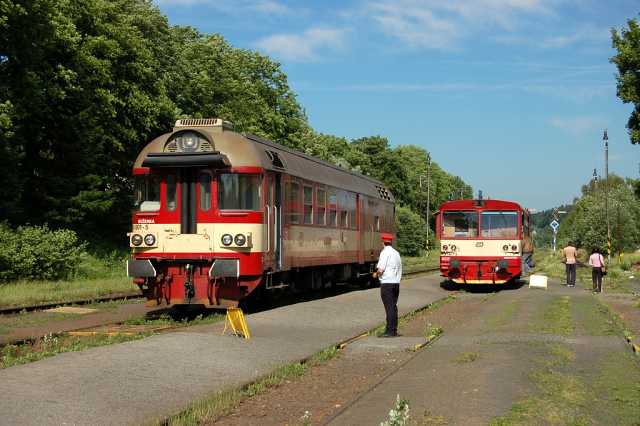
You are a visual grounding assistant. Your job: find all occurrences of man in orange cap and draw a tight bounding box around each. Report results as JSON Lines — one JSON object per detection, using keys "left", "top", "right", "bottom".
{"left": 374, "top": 232, "right": 403, "bottom": 337}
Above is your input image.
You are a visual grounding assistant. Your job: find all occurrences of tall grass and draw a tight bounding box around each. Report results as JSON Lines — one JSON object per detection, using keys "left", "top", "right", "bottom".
{"left": 0, "top": 251, "right": 136, "bottom": 308}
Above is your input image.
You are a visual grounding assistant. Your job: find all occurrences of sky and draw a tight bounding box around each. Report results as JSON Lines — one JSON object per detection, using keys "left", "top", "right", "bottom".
{"left": 154, "top": 0, "right": 640, "bottom": 211}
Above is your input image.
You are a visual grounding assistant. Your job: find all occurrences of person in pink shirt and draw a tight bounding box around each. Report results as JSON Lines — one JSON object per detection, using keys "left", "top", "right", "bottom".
{"left": 588, "top": 248, "right": 606, "bottom": 293}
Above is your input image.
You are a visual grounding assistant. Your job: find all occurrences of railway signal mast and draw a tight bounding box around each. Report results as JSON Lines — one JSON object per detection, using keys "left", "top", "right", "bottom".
{"left": 419, "top": 154, "right": 432, "bottom": 250}
{"left": 603, "top": 129, "right": 611, "bottom": 263}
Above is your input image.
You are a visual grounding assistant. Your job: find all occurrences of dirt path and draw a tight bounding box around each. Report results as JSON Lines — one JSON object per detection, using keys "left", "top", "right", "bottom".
{"left": 212, "top": 282, "right": 640, "bottom": 426}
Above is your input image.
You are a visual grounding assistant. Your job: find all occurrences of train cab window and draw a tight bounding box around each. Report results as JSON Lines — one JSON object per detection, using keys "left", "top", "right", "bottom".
{"left": 166, "top": 174, "right": 177, "bottom": 211}
{"left": 303, "top": 185, "right": 313, "bottom": 224}
{"left": 480, "top": 211, "right": 518, "bottom": 238}
{"left": 285, "top": 180, "right": 301, "bottom": 224}
{"left": 442, "top": 211, "right": 478, "bottom": 238}
{"left": 328, "top": 189, "right": 337, "bottom": 227}
{"left": 134, "top": 175, "right": 160, "bottom": 212}
{"left": 199, "top": 173, "right": 212, "bottom": 211}
{"left": 316, "top": 187, "right": 326, "bottom": 225}
{"left": 218, "top": 173, "right": 261, "bottom": 210}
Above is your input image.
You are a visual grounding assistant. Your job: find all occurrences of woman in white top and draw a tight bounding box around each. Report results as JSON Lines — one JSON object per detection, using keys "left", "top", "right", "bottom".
{"left": 588, "top": 248, "right": 606, "bottom": 293}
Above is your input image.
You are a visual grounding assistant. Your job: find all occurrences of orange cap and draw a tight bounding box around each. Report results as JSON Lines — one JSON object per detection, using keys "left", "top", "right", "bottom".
{"left": 381, "top": 233, "right": 394, "bottom": 242}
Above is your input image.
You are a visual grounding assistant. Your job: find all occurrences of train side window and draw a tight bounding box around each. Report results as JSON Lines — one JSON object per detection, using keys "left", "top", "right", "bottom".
{"left": 328, "top": 189, "right": 337, "bottom": 227}
{"left": 303, "top": 185, "right": 313, "bottom": 225}
{"left": 166, "top": 174, "right": 177, "bottom": 211}
{"left": 316, "top": 187, "right": 326, "bottom": 225}
{"left": 199, "top": 173, "right": 212, "bottom": 211}
{"left": 285, "top": 179, "right": 301, "bottom": 224}
{"left": 374, "top": 216, "right": 380, "bottom": 232}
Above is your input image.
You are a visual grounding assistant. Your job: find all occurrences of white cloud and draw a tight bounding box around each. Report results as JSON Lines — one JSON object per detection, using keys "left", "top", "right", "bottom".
{"left": 365, "top": 0, "right": 556, "bottom": 49}
{"left": 155, "top": 0, "right": 293, "bottom": 15}
{"left": 255, "top": 27, "right": 347, "bottom": 62}
{"left": 549, "top": 115, "right": 607, "bottom": 136}
{"left": 494, "top": 25, "right": 610, "bottom": 49}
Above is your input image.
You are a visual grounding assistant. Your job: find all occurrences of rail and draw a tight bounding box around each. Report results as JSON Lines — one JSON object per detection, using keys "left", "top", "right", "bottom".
{"left": 0, "top": 268, "right": 440, "bottom": 316}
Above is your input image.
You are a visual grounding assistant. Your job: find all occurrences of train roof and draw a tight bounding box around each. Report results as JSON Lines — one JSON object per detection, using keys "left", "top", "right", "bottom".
{"left": 134, "top": 119, "right": 395, "bottom": 202}
{"left": 439, "top": 199, "right": 524, "bottom": 211}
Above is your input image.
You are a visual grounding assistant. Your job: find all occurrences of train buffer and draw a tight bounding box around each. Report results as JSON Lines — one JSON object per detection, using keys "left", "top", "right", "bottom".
{"left": 222, "top": 307, "right": 251, "bottom": 339}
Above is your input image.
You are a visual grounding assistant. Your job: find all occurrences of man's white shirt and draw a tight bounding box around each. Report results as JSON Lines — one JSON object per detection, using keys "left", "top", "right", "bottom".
{"left": 376, "top": 245, "right": 402, "bottom": 284}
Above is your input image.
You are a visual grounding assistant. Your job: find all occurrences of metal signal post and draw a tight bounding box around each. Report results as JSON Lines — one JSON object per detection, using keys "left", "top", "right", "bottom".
{"left": 604, "top": 130, "right": 611, "bottom": 263}
{"left": 419, "top": 155, "right": 432, "bottom": 250}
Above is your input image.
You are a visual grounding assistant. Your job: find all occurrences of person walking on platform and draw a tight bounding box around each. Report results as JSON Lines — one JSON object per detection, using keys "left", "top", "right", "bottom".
{"left": 562, "top": 241, "right": 577, "bottom": 287}
{"left": 521, "top": 234, "right": 534, "bottom": 275}
{"left": 373, "top": 233, "right": 402, "bottom": 338}
{"left": 589, "top": 248, "right": 606, "bottom": 293}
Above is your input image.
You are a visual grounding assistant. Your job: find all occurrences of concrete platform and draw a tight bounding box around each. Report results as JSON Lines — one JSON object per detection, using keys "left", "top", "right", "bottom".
{"left": 0, "top": 274, "right": 446, "bottom": 426}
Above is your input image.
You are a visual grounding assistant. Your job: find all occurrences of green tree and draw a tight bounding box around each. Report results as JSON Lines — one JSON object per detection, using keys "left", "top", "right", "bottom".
{"left": 169, "top": 33, "right": 307, "bottom": 149}
{"left": 395, "top": 205, "right": 428, "bottom": 256}
{"left": 0, "top": 0, "right": 176, "bottom": 238}
{"left": 611, "top": 16, "right": 640, "bottom": 144}
{"left": 558, "top": 176, "right": 640, "bottom": 252}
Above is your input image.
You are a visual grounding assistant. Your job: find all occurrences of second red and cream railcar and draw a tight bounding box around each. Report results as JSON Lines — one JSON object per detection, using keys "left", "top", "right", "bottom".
{"left": 435, "top": 198, "right": 531, "bottom": 285}
{"left": 126, "top": 118, "right": 395, "bottom": 307}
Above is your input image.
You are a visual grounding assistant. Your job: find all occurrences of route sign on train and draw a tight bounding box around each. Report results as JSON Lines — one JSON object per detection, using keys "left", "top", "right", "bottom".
{"left": 550, "top": 220, "right": 560, "bottom": 232}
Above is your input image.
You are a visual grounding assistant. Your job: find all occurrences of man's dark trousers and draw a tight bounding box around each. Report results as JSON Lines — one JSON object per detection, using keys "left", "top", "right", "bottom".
{"left": 381, "top": 283, "right": 400, "bottom": 335}
{"left": 565, "top": 263, "right": 576, "bottom": 286}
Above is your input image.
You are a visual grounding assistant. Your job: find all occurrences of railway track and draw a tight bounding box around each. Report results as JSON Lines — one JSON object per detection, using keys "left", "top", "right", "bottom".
{"left": 0, "top": 267, "right": 440, "bottom": 317}
{"left": 0, "top": 291, "right": 143, "bottom": 316}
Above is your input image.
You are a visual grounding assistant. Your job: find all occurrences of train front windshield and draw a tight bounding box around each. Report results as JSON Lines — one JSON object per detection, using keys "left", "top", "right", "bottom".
{"left": 442, "top": 211, "right": 478, "bottom": 238}
{"left": 442, "top": 210, "right": 519, "bottom": 239}
{"left": 480, "top": 211, "right": 518, "bottom": 238}
{"left": 217, "top": 173, "right": 261, "bottom": 210}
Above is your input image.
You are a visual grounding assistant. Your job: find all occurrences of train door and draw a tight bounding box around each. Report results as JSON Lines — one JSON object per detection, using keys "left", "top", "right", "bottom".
{"left": 274, "top": 174, "right": 283, "bottom": 270}
{"left": 179, "top": 169, "right": 197, "bottom": 234}
{"left": 357, "top": 195, "right": 364, "bottom": 264}
{"left": 265, "top": 172, "right": 283, "bottom": 271}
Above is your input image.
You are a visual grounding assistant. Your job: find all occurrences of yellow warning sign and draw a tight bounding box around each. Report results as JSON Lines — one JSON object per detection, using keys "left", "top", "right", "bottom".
{"left": 222, "top": 307, "right": 251, "bottom": 339}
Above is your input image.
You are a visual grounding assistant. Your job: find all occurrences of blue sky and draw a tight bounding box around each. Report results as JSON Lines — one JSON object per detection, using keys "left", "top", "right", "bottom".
{"left": 155, "top": 0, "right": 640, "bottom": 211}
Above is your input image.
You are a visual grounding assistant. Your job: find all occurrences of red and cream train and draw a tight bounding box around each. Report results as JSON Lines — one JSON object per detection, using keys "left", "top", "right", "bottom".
{"left": 436, "top": 198, "right": 532, "bottom": 285}
{"left": 126, "top": 118, "right": 395, "bottom": 307}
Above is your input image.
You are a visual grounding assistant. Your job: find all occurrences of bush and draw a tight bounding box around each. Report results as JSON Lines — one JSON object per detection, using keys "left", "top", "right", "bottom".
{"left": 395, "top": 206, "right": 428, "bottom": 257}
{"left": 0, "top": 223, "right": 87, "bottom": 281}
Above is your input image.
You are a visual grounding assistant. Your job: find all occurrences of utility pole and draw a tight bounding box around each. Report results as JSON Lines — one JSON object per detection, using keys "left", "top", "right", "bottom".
{"left": 604, "top": 129, "right": 611, "bottom": 263}
{"left": 419, "top": 154, "right": 432, "bottom": 251}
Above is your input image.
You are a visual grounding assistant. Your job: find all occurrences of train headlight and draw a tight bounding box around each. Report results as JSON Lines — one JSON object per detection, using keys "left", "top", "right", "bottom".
{"left": 221, "top": 234, "right": 233, "bottom": 246}
{"left": 234, "top": 234, "right": 246, "bottom": 246}
{"left": 131, "top": 234, "right": 143, "bottom": 246}
{"left": 144, "top": 234, "right": 156, "bottom": 246}
{"left": 511, "top": 244, "right": 518, "bottom": 251}
{"left": 442, "top": 245, "right": 448, "bottom": 251}
{"left": 450, "top": 244, "right": 457, "bottom": 252}
{"left": 503, "top": 245, "right": 509, "bottom": 251}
